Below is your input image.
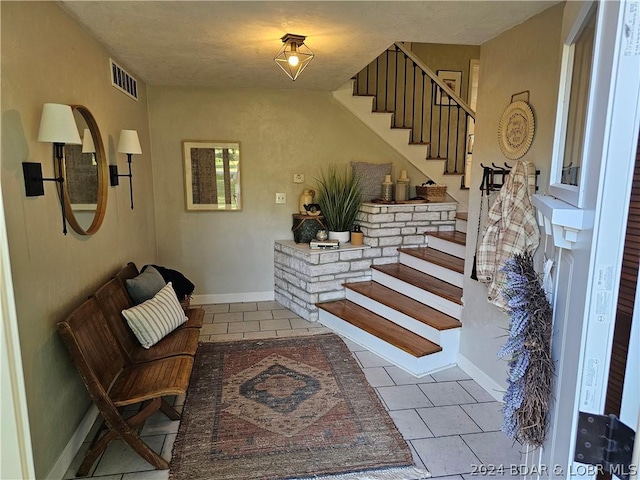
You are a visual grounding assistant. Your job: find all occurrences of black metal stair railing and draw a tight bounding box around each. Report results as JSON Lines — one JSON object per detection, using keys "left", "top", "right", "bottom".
{"left": 353, "top": 42, "right": 476, "bottom": 178}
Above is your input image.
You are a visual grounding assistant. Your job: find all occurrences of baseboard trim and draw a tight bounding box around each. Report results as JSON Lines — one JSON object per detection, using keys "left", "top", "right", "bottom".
{"left": 192, "top": 291, "right": 274, "bottom": 305}
{"left": 45, "top": 404, "right": 99, "bottom": 480}
{"left": 457, "top": 353, "right": 505, "bottom": 402}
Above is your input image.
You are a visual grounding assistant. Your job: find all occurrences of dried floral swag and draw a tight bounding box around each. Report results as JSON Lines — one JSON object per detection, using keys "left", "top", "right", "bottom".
{"left": 498, "top": 253, "right": 553, "bottom": 448}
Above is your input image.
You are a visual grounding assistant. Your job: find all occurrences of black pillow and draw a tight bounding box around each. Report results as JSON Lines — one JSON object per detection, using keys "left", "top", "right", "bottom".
{"left": 142, "top": 264, "right": 195, "bottom": 300}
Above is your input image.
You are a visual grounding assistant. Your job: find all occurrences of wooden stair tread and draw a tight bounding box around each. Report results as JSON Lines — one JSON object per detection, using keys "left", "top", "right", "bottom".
{"left": 426, "top": 230, "right": 467, "bottom": 246}
{"left": 373, "top": 263, "right": 463, "bottom": 304}
{"left": 346, "top": 281, "right": 461, "bottom": 330}
{"left": 455, "top": 212, "right": 468, "bottom": 221}
{"left": 443, "top": 172, "right": 464, "bottom": 176}
{"left": 409, "top": 141, "right": 431, "bottom": 146}
{"left": 317, "top": 299, "right": 442, "bottom": 357}
{"left": 399, "top": 247, "right": 464, "bottom": 274}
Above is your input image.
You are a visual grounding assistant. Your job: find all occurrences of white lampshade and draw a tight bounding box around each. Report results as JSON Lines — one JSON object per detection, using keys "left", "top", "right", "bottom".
{"left": 37, "top": 103, "right": 81, "bottom": 144}
{"left": 117, "top": 129, "right": 142, "bottom": 155}
{"left": 81, "top": 128, "right": 95, "bottom": 153}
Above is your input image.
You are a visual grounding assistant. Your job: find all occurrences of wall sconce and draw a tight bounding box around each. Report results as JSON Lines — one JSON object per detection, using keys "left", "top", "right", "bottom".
{"left": 109, "top": 129, "right": 142, "bottom": 209}
{"left": 274, "top": 33, "right": 314, "bottom": 81}
{"left": 22, "top": 103, "right": 81, "bottom": 235}
{"left": 82, "top": 128, "right": 97, "bottom": 166}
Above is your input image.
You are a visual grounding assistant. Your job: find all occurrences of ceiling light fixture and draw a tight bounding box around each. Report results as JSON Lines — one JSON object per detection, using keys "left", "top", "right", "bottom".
{"left": 274, "top": 33, "right": 314, "bottom": 81}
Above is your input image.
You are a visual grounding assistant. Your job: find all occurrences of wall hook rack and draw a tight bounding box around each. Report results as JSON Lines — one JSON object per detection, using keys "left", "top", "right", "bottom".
{"left": 479, "top": 162, "right": 540, "bottom": 193}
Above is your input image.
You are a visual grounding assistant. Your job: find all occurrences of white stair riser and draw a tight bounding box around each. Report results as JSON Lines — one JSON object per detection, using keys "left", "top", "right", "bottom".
{"left": 399, "top": 252, "right": 464, "bottom": 288}
{"left": 318, "top": 309, "right": 456, "bottom": 377}
{"left": 372, "top": 270, "right": 462, "bottom": 319}
{"left": 426, "top": 235, "right": 466, "bottom": 259}
{"left": 456, "top": 218, "right": 468, "bottom": 233}
{"left": 345, "top": 289, "right": 460, "bottom": 353}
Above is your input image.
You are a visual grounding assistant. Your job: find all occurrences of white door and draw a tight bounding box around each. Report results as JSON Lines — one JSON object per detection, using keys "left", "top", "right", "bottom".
{"left": 530, "top": 0, "right": 640, "bottom": 478}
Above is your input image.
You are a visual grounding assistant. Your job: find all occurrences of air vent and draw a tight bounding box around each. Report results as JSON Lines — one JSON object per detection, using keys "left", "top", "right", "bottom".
{"left": 110, "top": 58, "right": 138, "bottom": 101}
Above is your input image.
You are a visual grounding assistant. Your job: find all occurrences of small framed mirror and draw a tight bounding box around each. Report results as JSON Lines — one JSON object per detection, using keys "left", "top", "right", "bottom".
{"left": 62, "top": 105, "right": 107, "bottom": 234}
{"left": 183, "top": 141, "right": 241, "bottom": 211}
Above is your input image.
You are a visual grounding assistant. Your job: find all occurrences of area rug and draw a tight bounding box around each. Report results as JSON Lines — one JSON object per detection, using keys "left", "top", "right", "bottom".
{"left": 169, "top": 334, "right": 429, "bottom": 480}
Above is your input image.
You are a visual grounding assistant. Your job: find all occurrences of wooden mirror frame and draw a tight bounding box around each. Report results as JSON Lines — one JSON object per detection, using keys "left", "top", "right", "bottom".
{"left": 62, "top": 105, "right": 108, "bottom": 235}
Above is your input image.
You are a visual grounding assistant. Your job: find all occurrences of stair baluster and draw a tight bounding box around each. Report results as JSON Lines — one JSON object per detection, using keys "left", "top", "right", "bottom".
{"left": 353, "top": 43, "right": 476, "bottom": 179}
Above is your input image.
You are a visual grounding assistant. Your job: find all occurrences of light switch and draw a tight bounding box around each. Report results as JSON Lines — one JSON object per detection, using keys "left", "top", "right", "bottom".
{"left": 293, "top": 173, "right": 304, "bottom": 183}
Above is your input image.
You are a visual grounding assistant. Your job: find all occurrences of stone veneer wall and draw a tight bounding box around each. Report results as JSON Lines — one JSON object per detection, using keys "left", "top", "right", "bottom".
{"left": 274, "top": 242, "right": 374, "bottom": 321}
{"left": 274, "top": 201, "right": 457, "bottom": 321}
{"left": 358, "top": 201, "right": 457, "bottom": 264}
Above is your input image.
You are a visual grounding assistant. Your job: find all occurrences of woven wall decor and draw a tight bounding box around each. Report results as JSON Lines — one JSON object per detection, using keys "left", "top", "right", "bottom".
{"left": 497, "top": 100, "right": 535, "bottom": 160}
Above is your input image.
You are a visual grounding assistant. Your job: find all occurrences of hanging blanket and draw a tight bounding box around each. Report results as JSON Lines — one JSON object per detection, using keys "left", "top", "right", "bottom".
{"left": 476, "top": 161, "right": 539, "bottom": 311}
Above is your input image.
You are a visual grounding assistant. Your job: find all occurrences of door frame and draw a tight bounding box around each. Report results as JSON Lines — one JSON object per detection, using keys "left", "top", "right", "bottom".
{"left": 0, "top": 179, "right": 36, "bottom": 478}
{"left": 570, "top": 0, "right": 640, "bottom": 475}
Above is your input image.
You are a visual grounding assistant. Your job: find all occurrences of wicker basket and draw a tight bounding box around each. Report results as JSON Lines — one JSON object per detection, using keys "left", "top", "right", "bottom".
{"left": 416, "top": 184, "right": 447, "bottom": 203}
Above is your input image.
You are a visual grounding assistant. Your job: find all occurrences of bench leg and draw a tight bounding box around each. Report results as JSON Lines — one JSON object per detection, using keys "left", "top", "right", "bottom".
{"left": 77, "top": 399, "right": 165, "bottom": 476}
{"left": 121, "top": 432, "right": 170, "bottom": 471}
{"left": 77, "top": 430, "right": 117, "bottom": 477}
{"left": 160, "top": 398, "right": 182, "bottom": 421}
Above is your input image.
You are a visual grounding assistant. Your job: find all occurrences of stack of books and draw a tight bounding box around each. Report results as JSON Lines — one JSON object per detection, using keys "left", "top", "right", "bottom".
{"left": 309, "top": 239, "right": 340, "bottom": 250}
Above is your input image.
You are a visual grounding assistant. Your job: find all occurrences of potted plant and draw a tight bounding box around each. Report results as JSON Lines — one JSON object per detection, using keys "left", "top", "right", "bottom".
{"left": 314, "top": 165, "right": 363, "bottom": 243}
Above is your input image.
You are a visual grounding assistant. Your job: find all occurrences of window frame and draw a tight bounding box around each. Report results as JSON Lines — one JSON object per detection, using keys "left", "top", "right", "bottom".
{"left": 549, "top": 1, "right": 599, "bottom": 208}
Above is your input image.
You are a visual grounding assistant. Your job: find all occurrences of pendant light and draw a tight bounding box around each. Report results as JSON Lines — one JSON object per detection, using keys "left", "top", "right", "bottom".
{"left": 274, "top": 34, "right": 314, "bottom": 81}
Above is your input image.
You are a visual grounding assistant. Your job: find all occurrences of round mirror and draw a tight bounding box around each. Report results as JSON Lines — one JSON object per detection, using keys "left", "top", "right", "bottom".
{"left": 61, "top": 105, "right": 107, "bottom": 235}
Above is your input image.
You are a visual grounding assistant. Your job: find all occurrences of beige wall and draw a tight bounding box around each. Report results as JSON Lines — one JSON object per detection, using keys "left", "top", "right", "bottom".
{"left": 411, "top": 43, "right": 481, "bottom": 103}
{"left": 1, "top": 2, "right": 157, "bottom": 476}
{"left": 148, "top": 87, "right": 427, "bottom": 298}
{"left": 459, "top": 3, "right": 564, "bottom": 388}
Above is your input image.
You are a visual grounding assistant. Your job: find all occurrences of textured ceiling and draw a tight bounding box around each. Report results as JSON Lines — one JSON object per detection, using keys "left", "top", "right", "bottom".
{"left": 60, "top": 1, "right": 558, "bottom": 91}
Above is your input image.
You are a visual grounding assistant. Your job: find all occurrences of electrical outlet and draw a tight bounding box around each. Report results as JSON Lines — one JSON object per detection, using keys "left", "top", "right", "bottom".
{"left": 275, "top": 193, "right": 286, "bottom": 204}
{"left": 293, "top": 173, "right": 304, "bottom": 183}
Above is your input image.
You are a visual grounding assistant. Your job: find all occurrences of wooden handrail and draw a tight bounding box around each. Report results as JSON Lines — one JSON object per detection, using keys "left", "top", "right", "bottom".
{"left": 394, "top": 42, "right": 476, "bottom": 119}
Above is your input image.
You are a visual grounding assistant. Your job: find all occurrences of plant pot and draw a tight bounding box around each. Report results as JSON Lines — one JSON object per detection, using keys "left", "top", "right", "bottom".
{"left": 329, "top": 231, "right": 350, "bottom": 244}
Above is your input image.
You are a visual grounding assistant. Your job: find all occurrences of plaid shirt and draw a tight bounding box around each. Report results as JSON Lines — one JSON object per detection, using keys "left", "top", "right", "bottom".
{"left": 476, "top": 161, "right": 539, "bottom": 311}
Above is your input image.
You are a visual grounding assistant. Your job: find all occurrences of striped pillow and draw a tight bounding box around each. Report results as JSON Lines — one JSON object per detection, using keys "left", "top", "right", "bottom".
{"left": 121, "top": 282, "right": 188, "bottom": 349}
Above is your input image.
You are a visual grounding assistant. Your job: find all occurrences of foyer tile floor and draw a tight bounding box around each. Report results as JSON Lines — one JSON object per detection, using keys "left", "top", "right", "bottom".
{"left": 64, "top": 301, "right": 525, "bottom": 480}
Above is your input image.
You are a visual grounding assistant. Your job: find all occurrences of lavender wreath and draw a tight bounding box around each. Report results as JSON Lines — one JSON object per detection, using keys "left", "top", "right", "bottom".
{"left": 498, "top": 253, "right": 554, "bottom": 448}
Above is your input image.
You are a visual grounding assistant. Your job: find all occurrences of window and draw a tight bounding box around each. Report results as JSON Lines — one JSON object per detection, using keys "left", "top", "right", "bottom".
{"left": 549, "top": 2, "right": 598, "bottom": 207}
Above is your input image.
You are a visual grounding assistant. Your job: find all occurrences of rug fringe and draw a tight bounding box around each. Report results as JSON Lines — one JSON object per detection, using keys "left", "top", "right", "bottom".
{"left": 292, "top": 466, "right": 431, "bottom": 480}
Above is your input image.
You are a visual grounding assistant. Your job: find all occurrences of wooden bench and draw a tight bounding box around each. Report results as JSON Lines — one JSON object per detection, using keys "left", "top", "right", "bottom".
{"left": 58, "top": 297, "right": 193, "bottom": 476}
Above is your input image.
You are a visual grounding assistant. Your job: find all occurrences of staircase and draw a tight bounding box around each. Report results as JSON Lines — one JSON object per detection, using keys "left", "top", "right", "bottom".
{"left": 317, "top": 221, "right": 467, "bottom": 377}
{"left": 333, "top": 42, "right": 475, "bottom": 208}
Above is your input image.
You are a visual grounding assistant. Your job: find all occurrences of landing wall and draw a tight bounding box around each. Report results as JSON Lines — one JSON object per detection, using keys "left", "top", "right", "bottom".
{"left": 459, "top": 3, "right": 564, "bottom": 392}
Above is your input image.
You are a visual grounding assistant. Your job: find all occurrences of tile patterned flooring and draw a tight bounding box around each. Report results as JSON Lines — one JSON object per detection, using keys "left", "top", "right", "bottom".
{"left": 64, "top": 301, "right": 524, "bottom": 480}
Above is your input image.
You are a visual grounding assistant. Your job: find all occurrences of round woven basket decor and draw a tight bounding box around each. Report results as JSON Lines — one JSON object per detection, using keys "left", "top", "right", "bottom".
{"left": 497, "top": 100, "right": 535, "bottom": 160}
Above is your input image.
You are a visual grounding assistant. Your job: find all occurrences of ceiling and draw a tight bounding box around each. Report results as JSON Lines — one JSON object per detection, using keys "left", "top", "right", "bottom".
{"left": 60, "top": 1, "right": 558, "bottom": 91}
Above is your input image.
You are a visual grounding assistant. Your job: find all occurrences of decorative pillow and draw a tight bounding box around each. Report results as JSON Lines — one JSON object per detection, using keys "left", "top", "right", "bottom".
{"left": 351, "top": 162, "right": 392, "bottom": 201}
{"left": 121, "top": 283, "right": 187, "bottom": 349}
{"left": 125, "top": 265, "right": 166, "bottom": 305}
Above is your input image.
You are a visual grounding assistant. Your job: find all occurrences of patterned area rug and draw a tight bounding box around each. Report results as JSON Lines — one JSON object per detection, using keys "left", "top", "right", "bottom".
{"left": 170, "top": 334, "right": 428, "bottom": 480}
